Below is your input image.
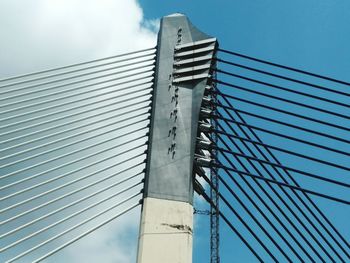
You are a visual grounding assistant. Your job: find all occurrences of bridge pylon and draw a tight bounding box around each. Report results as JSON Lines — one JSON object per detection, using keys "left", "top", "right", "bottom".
{"left": 136, "top": 13, "right": 217, "bottom": 263}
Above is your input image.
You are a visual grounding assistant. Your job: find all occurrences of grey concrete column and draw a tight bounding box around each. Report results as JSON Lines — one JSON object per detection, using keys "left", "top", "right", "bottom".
{"left": 137, "top": 13, "right": 217, "bottom": 263}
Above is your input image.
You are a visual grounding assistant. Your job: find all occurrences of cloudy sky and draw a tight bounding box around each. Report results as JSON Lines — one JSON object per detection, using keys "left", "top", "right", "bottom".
{"left": 0, "top": 0, "right": 158, "bottom": 78}
{"left": 0, "top": 1, "right": 157, "bottom": 263}
{"left": 1, "top": 0, "right": 349, "bottom": 262}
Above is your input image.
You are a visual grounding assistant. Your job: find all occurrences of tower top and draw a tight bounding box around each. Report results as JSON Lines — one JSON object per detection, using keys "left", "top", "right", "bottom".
{"left": 166, "top": 13, "right": 185, "bottom": 17}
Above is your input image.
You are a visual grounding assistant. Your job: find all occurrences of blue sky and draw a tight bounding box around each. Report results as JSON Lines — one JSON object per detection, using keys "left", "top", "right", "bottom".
{"left": 0, "top": 1, "right": 349, "bottom": 262}
{"left": 140, "top": 0, "right": 350, "bottom": 79}
{"left": 138, "top": 1, "right": 350, "bottom": 262}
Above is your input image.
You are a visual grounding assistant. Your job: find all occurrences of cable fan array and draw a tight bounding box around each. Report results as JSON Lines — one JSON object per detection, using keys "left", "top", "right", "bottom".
{"left": 194, "top": 48, "right": 350, "bottom": 262}
{"left": 0, "top": 47, "right": 155, "bottom": 262}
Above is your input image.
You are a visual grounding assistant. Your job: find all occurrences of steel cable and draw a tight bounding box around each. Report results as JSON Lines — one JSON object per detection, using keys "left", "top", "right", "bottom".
{"left": 0, "top": 162, "right": 145, "bottom": 238}
{"left": 7, "top": 191, "right": 142, "bottom": 262}
{"left": 0, "top": 47, "right": 155, "bottom": 83}
{"left": 218, "top": 48, "right": 350, "bottom": 93}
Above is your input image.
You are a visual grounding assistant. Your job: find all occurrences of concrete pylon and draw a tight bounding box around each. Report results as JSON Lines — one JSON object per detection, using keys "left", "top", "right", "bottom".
{"left": 137, "top": 13, "right": 217, "bottom": 263}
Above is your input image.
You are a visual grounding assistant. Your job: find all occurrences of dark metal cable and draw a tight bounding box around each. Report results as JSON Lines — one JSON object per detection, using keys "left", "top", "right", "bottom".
{"left": 212, "top": 121, "right": 331, "bottom": 262}
{"left": 216, "top": 169, "right": 308, "bottom": 262}
{"left": 0, "top": 52, "right": 155, "bottom": 89}
{"left": 215, "top": 143, "right": 349, "bottom": 188}
{"left": 215, "top": 90, "right": 350, "bottom": 132}
{"left": 203, "top": 180, "right": 279, "bottom": 262}
{"left": 226, "top": 107, "right": 350, "bottom": 145}
{"left": 215, "top": 100, "right": 348, "bottom": 260}
{"left": 216, "top": 58, "right": 350, "bottom": 100}
{"left": 0, "top": 47, "right": 155, "bottom": 83}
{"left": 215, "top": 134, "right": 326, "bottom": 263}
{"left": 213, "top": 128, "right": 350, "bottom": 183}
{"left": 214, "top": 79, "right": 350, "bottom": 121}
{"left": 216, "top": 113, "right": 350, "bottom": 160}
{"left": 219, "top": 188, "right": 279, "bottom": 262}
{"left": 221, "top": 97, "right": 350, "bottom": 256}
{"left": 203, "top": 125, "right": 318, "bottom": 262}
{"left": 215, "top": 118, "right": 344, "bottom": 261}
{"left": 215, "top": 50, "right": 349, "bottom": 254}
{"left": 216, "top": 69, "right": 349, "bottom": 111}
{"left": 199, "top": 166, "right": 296, "bottom": 262}
{"left": 219, "top": 156, "right": 317, "bottom": 262}
{"left": 198, "top": 170, "right": 305, "bottom": 262}
{"left": 218, "top": 48, "right": 350, "bottom": 92}
{"left": 216, "top": 162, "right": 349, "bottom": 205}
{"left": 199, "top": 187, "right": 264, "bottom": 262}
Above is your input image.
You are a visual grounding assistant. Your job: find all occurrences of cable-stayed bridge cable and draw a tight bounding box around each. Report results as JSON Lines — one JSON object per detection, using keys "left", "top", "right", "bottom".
{"left": 198, "top": 168, "right": 305, "bottom": 262}
{"left": 211, "top": 88, "right": 348, "bottom": 256}
{"left": 0, "top": 64, "right": 154, "bottom": 103}
{"left": 216, "top": 58, "right": 350, "bottom": 100}
{"left": 6, "top": 191, "right": 142, "bottom": 262}
{"left": 0, "top": 92, "right": 151, "bottom": 147}
{"left": 0, "top": 87, "right": 151, "bottom": 135}
{"left": 201, "top": 129, "right": 319, "bottom": 262}
{"left": 214, "top": 79, "right": 350, "bottom": 121}
{"left": 213, "top": 128, "right": 349, "bottom": 176}
{"left": 0, "top": 84, "right": 151, "bottom": 124}
{"left": 215, "top": 90, "right": 350, "bottom": 132}
{"left": 1, "top": 175, "right": 143, "bottom": 251}
{"left": 212, "top": 141, "right": 349, "bottom": 188}
{"left": 32, "top": 201, "right": 141, "bottom": 263}
{"left": 0, "top": 102, "right": 150, "bottom": 165}
{"left": 198, "top": 165, "right": 294, "bottom": 261}
{"left": 216, "top": 113, "right": 350, "bottom": 160}
{"left": 216, "top": 160, "right": 349, "bottom": 204}
{"left": 1, "top": 156, "right": 145, "bottom": 227}
{"left": 0, "top": 59, "right": 154, "bottom": 98}
{"left": 0, "top": 70, "right": 154, "bottom": 110}
{"left": 218, "top": 48, "right": 350, "bottom": 92}
{"left": 0, "top": 98, "right": 151, "bottom": 154}
{"left": 211, "top": 121, "right": 333, "bottom": 262}
{"left": 1, "top": 74, "right": 152, "bottom": 117}
{"left": 226, "top": 107, "right": 350, "bottom": 144}
{"left": 1, "top": 163, "right": 145, "bottom": 238}
{"left": 216, "top": 90, "right": 350, "bottom": 258}
{"left": 199, "top": 188, "right": 264, "bottom": 263}
{"left": 0, "top": 46, "right": 155, "bottom": 83}
{"left": 0, "top": 114, "right": 150, "bottom": 185}
{"left": 218, "top": 115, "right": 344, "bottom": 259}
{"left": 0, "top": 139, "right": 147, "bottom": 208}
{"left": 0, "top": 51, "right": 155, "bottom": 89}
{"left": 0, "top": 47, "right": 154, "bottom": 262}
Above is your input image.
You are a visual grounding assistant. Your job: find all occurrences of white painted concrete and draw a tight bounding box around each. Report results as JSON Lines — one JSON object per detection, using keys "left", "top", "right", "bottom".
{"left": 137, "top": 197, "right": 193, "bottom": 263}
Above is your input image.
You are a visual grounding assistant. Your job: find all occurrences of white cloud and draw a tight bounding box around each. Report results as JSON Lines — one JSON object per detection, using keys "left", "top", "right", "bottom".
{"left": 44, "top": 207, "right": 142, "bottom": 263}
{"left": 0, "top": 1, "right": 157, "bottom": 262}
{"left": 0, "top": 0, "right": 158, "bottom": 78}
